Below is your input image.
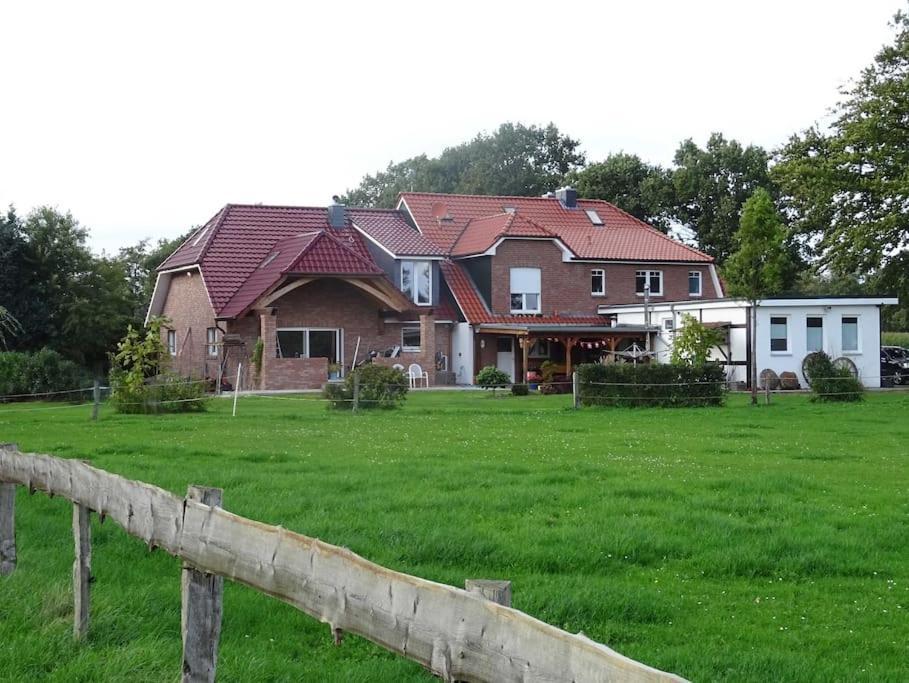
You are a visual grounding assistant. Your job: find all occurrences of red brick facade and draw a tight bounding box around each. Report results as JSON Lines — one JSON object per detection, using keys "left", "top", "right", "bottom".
{"left": 159, "top": 268, "right": 219, "bottom": 378}
{"left": 488, "top": 239, "right": 719, "bottom": 316}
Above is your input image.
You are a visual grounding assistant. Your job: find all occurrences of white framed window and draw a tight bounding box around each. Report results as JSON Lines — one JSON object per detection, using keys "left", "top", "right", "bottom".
{"left": 401, "top": 327, "right": 421, "bottom": 352}
{"left": 276, "top": 328, "right": 341, "bottom": 363}
{"left": 510, "top": 267, "right": 541, "bottom": 313}
{"left": 635, "top": 270, "right": 663, "bottom": 296}
{"left": 770, "top": 316, "right": 789, "bottom": 353}
{"left": 806, "top": 316, "right": 823, "bottom": 353}
{"left": 841, "top": 316, "right": 860, "bottom": 353}
{"left": 585, "top": 209, "right": 604, "bottom": 226}
{"left": 591, "top": 269, "right": 605, "bottom": 296}
{"left": 206, "top": 327, "right": 218, "bottom": 357}
{"left": 401, "top": 260, "right": 431, "bottom": 305}
{"left": 167, "top": 330, "right": 177, "bottom": 356}
{"left": 528, "top": 339, "right": 550, "bottom": 358}
{"left": 688, "top": 271, "right": 702, "bottom": 297}
{"left": 663, "top": 318, "right": 675, "bottom": 331}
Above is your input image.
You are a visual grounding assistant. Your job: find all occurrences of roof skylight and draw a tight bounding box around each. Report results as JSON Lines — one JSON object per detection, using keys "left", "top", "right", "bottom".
{"left": 260, "top": 251, "right": 280, "bottom": 268}
{"left": 192, "top": 226, "right": 209, "bottom": 246}
{"left": 585, "top": 209, "right": 604, "bottom": 226}
{"left": 503, "top": 206, "right": 516, "bottom": 214}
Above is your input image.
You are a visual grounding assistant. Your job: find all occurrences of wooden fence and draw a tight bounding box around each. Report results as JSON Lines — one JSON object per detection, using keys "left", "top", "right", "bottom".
{"left": 0, "top": 444, "right": 686, "bottom": 683}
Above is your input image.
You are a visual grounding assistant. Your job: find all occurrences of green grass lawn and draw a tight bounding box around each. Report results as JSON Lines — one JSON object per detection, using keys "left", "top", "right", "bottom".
{"left": 1, "top": 391, "right": 907, "bottom": 682}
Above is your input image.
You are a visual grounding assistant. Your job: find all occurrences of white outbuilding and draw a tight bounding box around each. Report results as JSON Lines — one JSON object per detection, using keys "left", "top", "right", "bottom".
{"left": 598, "top": 297, "right": 899, "bottom": 388}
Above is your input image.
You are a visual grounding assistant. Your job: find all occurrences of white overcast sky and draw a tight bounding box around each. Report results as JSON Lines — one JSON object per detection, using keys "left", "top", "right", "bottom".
{"left": 0, "top": 0, "right": 900, "bottom": 255}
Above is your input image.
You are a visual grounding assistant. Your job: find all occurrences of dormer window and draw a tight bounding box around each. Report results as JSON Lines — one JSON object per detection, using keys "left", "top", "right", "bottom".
{"left": 401, "top": 260, "right": 431, "bottom": 305}
{"left": 585, "top": 209, "right": 604, "bottom": 226}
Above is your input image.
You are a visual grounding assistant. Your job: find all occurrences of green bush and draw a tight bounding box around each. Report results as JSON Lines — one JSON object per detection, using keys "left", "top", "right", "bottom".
{"left": 109, "top": 371, "right": 209, "bottom": 413}
{"left": 882, "top": 331, "right": 909, "bottom": 349}
{"left": 476, "top": 365, "right": 511, "bottom": 393}
{"left": 323, "top": 364, "right": 408, "bottom": 410}
{"left": 803, "top": 351, "right": 864, "bottom": 402}
{"left": 576, "top": 362, "right": 727, "bottom": 408}
{"left": 0, "top": 348, "right": 88, "bottom": 400}
{"left": 511, "top": 383, "right": 529, "bottom": 396}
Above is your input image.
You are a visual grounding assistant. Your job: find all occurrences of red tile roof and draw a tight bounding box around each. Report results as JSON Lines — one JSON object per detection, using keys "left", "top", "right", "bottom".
{"left": 439, "top": 260, "right": 608, "bottom": 327}
{"left": 158, "top": 204, "right": 376, "bottom": 316}
{"left": 451, "top": 212, "right": 555, "bottom": 257}
{"left": 349, "top": 208, "right": 445, "bottom": 256}
{"left": 400, "top": 192, "right": 712, "bottom": 262}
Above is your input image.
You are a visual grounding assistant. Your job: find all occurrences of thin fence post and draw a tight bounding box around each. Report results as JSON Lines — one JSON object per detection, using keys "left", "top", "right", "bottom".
{"left": 765, "top": 383, "right": 770, "bottom": 405}
{"left": 572, "top": 371, "right": 580, "bottom": 409}
{"left": 465, "top": 579, "right": 512, "bottom": 607}
{"left": 0, "top": 445, "right": 16, "bottom": 575}
{"left": 232, "top": 363, "right": 241, "bottom": 417}
{"left": 73, "top": 501, "right": 91, "bottom": 639}
{"left": 352, "top": 372, "right": 360, "bottom": 412}
{"left": 182, "top": 486, "right": 224, "bottom": 683}
{"left": 91, "top": 379, "right": 101, "bottom": 421}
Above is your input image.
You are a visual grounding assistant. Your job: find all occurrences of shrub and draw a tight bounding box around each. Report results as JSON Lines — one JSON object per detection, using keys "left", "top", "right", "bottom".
{"left": 803, "top": 351, "right": 864, "bottom": 402}
{"left": 476, "top": 366, "right": 511, "bottom": 394}
{"left": 670, "top": 314, "right": 723, "bottom": 366}
{"left": 0, "top": 348, "right": 88, "bottom": 400}
{"left": 323, "top": 364, "right": 408, "bottom": 410}
{"left": 511, "top": 383, "right": 529, "bottom": 396}
{"left": 576, "top": 362, "right": 727, "bottom": 408}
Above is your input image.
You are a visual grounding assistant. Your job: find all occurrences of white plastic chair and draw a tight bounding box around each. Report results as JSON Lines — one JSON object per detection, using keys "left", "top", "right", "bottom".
{"left": 408, "top": 363, "right": 429, "bottom": 388}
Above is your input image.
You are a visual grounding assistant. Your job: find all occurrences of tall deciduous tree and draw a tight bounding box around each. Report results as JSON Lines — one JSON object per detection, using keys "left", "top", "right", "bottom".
{"left": 571, "top": 153, "right": 675, "bottom": 232}
{"left": 724, "top": 188, "right": 791, "bottom": 405}
{"left": 672, "top": 133, "right": 775, "bottom": 262}
{"left": 774, "top": 10, "right": 909, "bottom": 329}
{"left": 343, "top": 122, "right": 585, "bottom": 207}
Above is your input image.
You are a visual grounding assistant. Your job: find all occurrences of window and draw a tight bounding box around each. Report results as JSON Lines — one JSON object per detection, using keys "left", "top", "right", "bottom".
{"left": 806, "top": 317, "right": 823, "bottom": 352}
{"left": 167, "top": 330, "right": 177, "bottom": 356}
{"left": 528, "top": 339, "right": 550, "bottom": 358}
{"left": 585, "top": 209, "right": 604, "bottom": 226}
{"left": 510, "top": 267, "right": 541, "bottom": 313}
{"left": 276, "top": 328, "right": 341, "bottom": 363}
{"left": 635, "top": 270, "right": 663, "bottom": 296}
{"left": 663, "top": 318, "right": 675, "bottom": 331}
{"left": 591, "top": 269, "right": 605, "bottom": 296}
{"left": 841, "top": 316, "right": 859, "bottom": 352}
{"left": 401, "top": 261, "right": 431, "bottom": 305}
{"left": 503, "top": 206, "right": 516, "bottom": 214}
{"left": 688, "top": 271, "right": 702, "bottom": 297}
{"left": 401, "top": 327, "right": 421, "bottom": 352}
{"left": 206, "top": 327, "right": 218, "bottom": 357}
{"left": 770, "top": 316, "right": 788, "bottom": 352}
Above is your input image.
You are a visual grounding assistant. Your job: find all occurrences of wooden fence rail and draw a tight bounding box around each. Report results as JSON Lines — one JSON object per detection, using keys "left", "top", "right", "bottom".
{"left": 0, "top": 444, "right": 686, "bottom": 683}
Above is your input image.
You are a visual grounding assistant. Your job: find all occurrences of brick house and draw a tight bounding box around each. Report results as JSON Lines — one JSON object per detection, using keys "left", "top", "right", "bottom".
{"left": 148, "top": 188, "right": 721, "bottom": 389}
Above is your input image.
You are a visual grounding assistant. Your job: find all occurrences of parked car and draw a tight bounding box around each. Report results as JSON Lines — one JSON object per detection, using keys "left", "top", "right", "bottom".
{"left": 882, "top": 345, "right": 909, "bottom": 367}
{"left": 881, "top": 350, "right": 906, "bottom": 387}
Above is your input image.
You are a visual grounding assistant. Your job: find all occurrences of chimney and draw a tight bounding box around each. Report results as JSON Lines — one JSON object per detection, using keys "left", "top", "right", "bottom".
{"left": 328, "top": 195, "right": 346, "bottom": 228}
{"left": 555, "top": 186, "right": 577, "bottom": 208}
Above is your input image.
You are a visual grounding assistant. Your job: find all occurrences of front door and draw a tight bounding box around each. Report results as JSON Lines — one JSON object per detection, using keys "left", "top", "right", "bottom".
{"left": 496, "top": 336, "right": 515, "bottom": 382}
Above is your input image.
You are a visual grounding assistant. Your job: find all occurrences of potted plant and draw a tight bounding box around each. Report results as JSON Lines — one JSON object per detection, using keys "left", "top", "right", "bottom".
{"left": 327, "top": 363, "right": 341, "bottom": 380}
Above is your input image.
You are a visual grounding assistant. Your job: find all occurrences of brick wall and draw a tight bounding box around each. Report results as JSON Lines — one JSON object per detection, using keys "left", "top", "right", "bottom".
{"left": 488, "top": 240, "right": 719, "bottom": 316}
{"left": 159, "top": 269, "right": 219, "bottom": 378}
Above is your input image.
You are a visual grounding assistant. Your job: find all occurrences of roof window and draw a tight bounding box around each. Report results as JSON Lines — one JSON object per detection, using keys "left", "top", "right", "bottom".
{"left": 192, "top": 226, "right": 209, "bottom": 246}
{"left": 503, "top": 206, "right": 516, "bottom": 214}
{"left": 585, "top": 209, "right": 604, "bottom": 226}
{"left": 260, "top": 251, "right": 280, "bottom": 268}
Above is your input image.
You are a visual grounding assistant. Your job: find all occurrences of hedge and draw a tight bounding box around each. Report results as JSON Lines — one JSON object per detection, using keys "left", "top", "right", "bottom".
{"left": 109, "top": 371, "right": 210, "bottom": 414}
{"left": 576, "top": 362, "right": 727, "bottom": 408}
{"left": 323, "top": 364, "right": 408, "bottom": 410}
{"left": 0, "top": 349, "right": 89, "bottom": 400}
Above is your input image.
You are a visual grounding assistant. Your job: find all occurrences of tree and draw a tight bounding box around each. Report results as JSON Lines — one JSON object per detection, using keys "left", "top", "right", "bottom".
{"left": 672, "top": 133, "right": 775, "bottom": 262}
{"left": 343, "top": 122, "right": 585, "bottom": 207}
{"left": 571, "top": 153, "right": 675, "bottom": 232}
{"left": 116, "top": 230, "right": 193, "bottom": 325}
{"left": 670, "top": 314, "right": 722, "bottom": 366}
{"left": 773, "top": 10, "right": 909, "bottom": 329}
{"left": 724, "top": 188, "right": 792, "bottom": 405}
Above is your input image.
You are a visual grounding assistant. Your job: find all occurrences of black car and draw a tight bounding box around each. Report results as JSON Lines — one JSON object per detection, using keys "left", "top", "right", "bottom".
{"left": 882, "top": 345, "right": 909, "bottom": 365}
{"left": 881, "top": 349, "right": 907, "bottom": 387}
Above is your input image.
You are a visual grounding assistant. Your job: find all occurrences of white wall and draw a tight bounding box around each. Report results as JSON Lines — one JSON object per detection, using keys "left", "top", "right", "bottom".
{"left": 451, "top": 323, "right": 475, "bottom": 385}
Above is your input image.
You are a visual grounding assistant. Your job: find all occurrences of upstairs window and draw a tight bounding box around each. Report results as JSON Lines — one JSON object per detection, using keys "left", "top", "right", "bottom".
{"left": 510, "top": 267, "right": 541, "bottom": 313}
{"left": 206, "top": 327, "right": 218, "bottom": 357}
{"left": 591, "top": 269, "right": 605, "bottom": 296}
{"left": 806, "top": 317, "right": 823, "bottom": 352}
{"left": 770, "top": 316, "right": 788, "bottom": 352}
{"left": 167, "top": 330, "right": 177, "bottom": 356}
{"left": 635, "top": 270, "right": 663, "bottom": 296}
{"left": 401, "top": 261, "right": 431, "bottom": 305}
{"left": 688, "top": 271, "right": 702, "bottom": 297}
{"left": 841, "top": 316, "right": 859, "bottom": 352}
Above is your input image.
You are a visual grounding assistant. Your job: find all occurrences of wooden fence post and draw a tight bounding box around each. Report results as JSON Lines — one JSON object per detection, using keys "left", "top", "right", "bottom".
{"left": 465, "top": 579, "right": 512, "bottom": 607}
{"left": 91, "top": 379, "right": 101, "bottom": 421}
{"left": 232, "top": 364, "right": 241, "bottom": 417}
{"left": 73, "top": 502, "right": 92, "bottom": 639}
{"left": 0, "top": 482, "right": 15, "bottom": 576}
{"left": 572, "top": 371, "right": 580, "bottom": 409}
{"left": 181, "top": 486, "right": 224, "bottom": 683}
{"left": 352, "top": 372, "right": 360, "bottom": 412}
{"left": 765, "top": 383, "right": 770, "bottom": 405}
